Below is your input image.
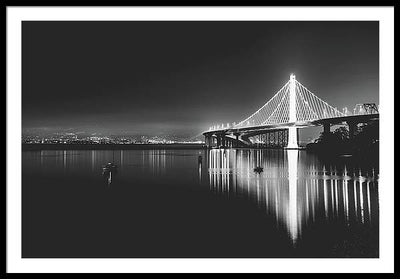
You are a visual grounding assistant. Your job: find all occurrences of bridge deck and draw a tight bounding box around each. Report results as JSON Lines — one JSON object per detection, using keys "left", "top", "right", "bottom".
{"left": 203, "top": 114, "right": 379, "bottom": 136}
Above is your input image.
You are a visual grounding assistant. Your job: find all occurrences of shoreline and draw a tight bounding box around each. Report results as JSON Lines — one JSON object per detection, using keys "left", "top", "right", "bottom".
{"left": 22, "top": 143, "right": 309, "bottom": 151}
{"left": 22, "top": 143, "right": 207, "bottom": 151}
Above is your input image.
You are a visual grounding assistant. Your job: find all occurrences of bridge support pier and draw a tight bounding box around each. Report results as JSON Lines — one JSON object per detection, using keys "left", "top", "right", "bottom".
{"left": 233, "top": 133, "right": 240, "bottom": 148}
{"left": 286, "top": 127, "right": 299, "bottom": 149}
{"left": 347, "top": 121, "right": 358, "bottom": 139}
{"left": 213, "top": 134, "right": 227, "bottom": 148}
{"left": 205, "top": 135, "right": 212, "bottom": 148}
{"left": 221, "top": 134, "right": 226, "bottom": 148}
{"left": 323, "top": 123, "right": 331, "bottom": 134}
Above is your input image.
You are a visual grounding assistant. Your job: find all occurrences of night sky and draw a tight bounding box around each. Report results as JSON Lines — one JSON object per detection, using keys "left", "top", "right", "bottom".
{"left": 22, "top": 21, "right": 378, "bottom": 138}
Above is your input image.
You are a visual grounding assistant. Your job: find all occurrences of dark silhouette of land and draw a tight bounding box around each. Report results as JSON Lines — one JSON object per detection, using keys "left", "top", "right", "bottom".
{"left": 306, "top": 121, "right": 379, "bottom": 162}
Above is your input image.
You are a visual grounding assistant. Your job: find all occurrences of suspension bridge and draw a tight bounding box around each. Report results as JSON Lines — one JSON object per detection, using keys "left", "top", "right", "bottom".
{"left": 203, "top": 74, "right": 379, "bottom": 149}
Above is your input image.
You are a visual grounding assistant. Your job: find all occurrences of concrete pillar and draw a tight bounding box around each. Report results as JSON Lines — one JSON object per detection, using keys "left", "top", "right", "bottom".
{"left": 347, "top": 121, "right": 357, "bottom": 139}
{"left": 271, "top": 132, "right": 275, "bottom": 146}
{"left": 205, "top": 135, "right": 211, "bottom": 148}
{"left": 323, "top": 122, "right": 331, "bottom": 134}
{"left": 224, "top": 135, "right": 227, "bottom": 148}
{"left": 221, "top": 134, "right": 226, "bottom": 148}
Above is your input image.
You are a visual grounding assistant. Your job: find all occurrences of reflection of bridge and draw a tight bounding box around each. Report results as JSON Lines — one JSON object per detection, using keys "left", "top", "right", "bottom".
{"left": 203, "top": 74, "right": 379, "bottom": 149}
{"left": 206, "top": 149, "right": 378, "bottom": 245}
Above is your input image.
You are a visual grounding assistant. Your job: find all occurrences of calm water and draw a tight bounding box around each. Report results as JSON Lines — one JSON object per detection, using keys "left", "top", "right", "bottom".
{"left": 22, "top": 148, "right": 379, "bottom": 258}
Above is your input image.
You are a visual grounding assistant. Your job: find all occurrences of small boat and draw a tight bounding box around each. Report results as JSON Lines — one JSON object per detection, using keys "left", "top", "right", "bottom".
{"left": 339, "top": 154, "right": 353, "bottom": 157}
{"left": 254, "top": 166, "right": 263, "bottom": 173}
{"left": 102, "top": 162, "right": 117, "bottom": 175}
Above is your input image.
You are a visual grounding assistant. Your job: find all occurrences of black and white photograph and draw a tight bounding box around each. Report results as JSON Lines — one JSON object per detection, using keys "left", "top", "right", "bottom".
{"left": 6, "top": 6, "right": 394, "bottom": 273}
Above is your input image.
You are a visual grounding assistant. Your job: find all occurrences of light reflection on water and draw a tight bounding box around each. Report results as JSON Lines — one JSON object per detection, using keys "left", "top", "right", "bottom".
{"left": 23, "top": 148, "right": 379, "bottom": 256}
{"left": 206, "top": 148, "right": 379, "bottom": 246}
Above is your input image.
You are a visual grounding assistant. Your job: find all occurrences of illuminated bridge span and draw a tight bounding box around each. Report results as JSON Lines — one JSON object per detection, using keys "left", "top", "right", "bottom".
{"left": 203, "top": 74, "right": 379, "bottom": 149}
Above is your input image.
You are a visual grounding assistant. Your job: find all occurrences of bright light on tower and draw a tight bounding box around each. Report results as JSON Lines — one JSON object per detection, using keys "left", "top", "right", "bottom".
{"left": 287, "top": 73, "right": 298, "bottom": 149}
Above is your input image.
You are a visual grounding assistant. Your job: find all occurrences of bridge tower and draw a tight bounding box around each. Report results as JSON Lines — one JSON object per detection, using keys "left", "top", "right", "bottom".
{"left": 286, "top": 74, "right": 299, "bottom": 149}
